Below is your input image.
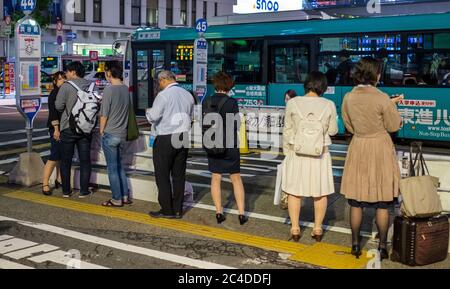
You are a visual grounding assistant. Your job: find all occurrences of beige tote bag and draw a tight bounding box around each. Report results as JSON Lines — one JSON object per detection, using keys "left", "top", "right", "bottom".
{"left": 400, "top": 143, "right": 442, "bottom": 218}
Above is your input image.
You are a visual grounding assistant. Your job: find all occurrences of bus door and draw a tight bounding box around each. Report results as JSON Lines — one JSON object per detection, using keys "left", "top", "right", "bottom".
{"left": 132, "top": 45, "right": 168, "bottom": 114}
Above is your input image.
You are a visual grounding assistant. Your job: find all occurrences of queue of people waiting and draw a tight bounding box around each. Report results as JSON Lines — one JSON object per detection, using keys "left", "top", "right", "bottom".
{"left": 42, "top": 57, "right": 405, "bottom": 261}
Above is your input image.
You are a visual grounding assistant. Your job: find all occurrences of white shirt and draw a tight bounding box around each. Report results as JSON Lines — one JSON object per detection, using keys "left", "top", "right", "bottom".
{"left": 146, "top": 83, "right": 194, "bottom": 136}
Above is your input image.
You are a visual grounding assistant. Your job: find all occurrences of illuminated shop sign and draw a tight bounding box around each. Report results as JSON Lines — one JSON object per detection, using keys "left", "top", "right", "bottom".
{"left": 233, "top": 0, "right": 304, "bottom": 14}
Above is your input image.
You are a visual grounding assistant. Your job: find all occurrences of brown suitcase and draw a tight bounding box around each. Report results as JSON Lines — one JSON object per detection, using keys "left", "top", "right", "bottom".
{"left": 391, "top": 215, "right": 449, "bottom": 266}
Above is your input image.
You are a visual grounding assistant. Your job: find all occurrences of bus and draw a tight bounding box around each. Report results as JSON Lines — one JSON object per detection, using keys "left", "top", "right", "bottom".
{"left": 128, "top": 12, "right": 450, "bottom": 143}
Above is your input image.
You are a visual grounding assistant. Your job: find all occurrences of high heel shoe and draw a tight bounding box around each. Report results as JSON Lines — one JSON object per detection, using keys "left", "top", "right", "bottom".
{"left": 290, "top": 228, "right": 301, "bottom": 242}
{"left": 54, "top": 180, "right": 61, "bottom": 189}
{"left": 378, "top": 247, "right": 389, "bottom": 261}
{"left": 351, "top": 245, "right": 362, "bottom": 259}
{"left": 238, "top": 215, "right": 248, "bottom": 225}
{"left": 311, "top": 228, "right": 323, "bottom": 242}
{"left": 216, "top": 213, "right": 226, "bottom": 224}
{"left": 42, "top": 185, "right": 52, "bottom": 196}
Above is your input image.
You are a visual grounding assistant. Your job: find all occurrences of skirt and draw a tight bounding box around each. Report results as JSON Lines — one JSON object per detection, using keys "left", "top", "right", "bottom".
{"left": 282, "top": 148, "right": 335, "bottom": 197}
{"left": 208, "top": 148, "right": 240, "bottom": 174}
{"left": 48, "top": 129, "right": 62, "bottom": 162}
{"left": 340, "top": 133, "right": 400, "bottom": 203}
{"left": 348, "top": 199, "right": 397, "bottom": 209}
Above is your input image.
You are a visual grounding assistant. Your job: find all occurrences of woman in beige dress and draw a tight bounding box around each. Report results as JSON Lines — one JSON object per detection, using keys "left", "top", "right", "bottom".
{"left": 282, "top": 71, "right": 338, "bottom": 242}
{"left": 341, "top": 57, "right": 403, "bottom": 260}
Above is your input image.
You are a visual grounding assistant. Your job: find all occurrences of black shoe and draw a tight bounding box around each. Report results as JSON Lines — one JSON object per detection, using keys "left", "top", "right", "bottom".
{"left": 351, "top": 245, "right": 362, "bottom": 259}
{"left": 238, "top": 215, "right": 248, "bottom": 225}
{"left": 54, "top": 180, "right": 61, "bottom": 189}
{"left": 149, "top": 211, "right": 176, "bottom": 219}
{"left": 42, "top": 185, "right": 52, "bottom": 196}
{"left": 79, "top": 191, "right": 93, "bottom": 199}
{"left": 216, "top": 213, "right": 226, "bottom": 224}
{"left": 62, "top": 191, "right": 73, "bottom": 198}
{"left": 379, "top": 247, "right": 389, "bottom": 261}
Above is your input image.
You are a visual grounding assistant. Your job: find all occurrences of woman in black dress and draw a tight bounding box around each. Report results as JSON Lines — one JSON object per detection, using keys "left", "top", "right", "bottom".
{"left": 203, "top": 72, "right": 248, "bottom": 225}
{"left": 42, "top": 71, "right": 66, "bottom": 195}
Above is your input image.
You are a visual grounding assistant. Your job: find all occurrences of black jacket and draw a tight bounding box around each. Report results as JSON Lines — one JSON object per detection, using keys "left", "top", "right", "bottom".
{"left": 47, "top": 87, "right": 62, "bottom": 130}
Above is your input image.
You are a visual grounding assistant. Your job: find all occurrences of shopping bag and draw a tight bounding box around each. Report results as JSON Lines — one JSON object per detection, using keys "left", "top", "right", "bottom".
{"left": 400, "top": 142, "right": 442, "bottom": 218}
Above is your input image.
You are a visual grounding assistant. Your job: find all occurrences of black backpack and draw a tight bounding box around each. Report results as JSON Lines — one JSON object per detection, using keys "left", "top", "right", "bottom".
{"left": 202, "top": 96, "right": 229, "bottom": 156}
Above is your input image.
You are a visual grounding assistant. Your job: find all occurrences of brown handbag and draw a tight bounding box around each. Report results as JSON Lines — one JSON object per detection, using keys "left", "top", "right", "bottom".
{"left": 400, "top": 143, "right": 442, "bottom": 218}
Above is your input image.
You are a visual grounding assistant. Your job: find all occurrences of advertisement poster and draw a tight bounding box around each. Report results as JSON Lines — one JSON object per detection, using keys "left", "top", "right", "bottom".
{"left": 20, "top": 61, "right": 41, "bottom": 96}
{"left": 4, "top": 63, "right": 16, "bottom": 96}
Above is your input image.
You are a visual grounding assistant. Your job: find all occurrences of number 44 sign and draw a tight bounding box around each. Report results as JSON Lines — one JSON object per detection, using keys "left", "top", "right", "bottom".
{"left": 20, "top": 0, "right": 36, "bottom": 12}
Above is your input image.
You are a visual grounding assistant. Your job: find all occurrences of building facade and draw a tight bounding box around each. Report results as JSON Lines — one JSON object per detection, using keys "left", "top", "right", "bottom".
{"left": 0, "top": 0, "right": 236, "bottom": 58}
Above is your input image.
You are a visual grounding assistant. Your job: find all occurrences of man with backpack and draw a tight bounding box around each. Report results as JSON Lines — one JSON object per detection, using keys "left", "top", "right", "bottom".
{"left": 146, "top": 70, "right": 194, "bottom": 219}
{"left": 55, "top": 62, "right": 100, "bottom": 198}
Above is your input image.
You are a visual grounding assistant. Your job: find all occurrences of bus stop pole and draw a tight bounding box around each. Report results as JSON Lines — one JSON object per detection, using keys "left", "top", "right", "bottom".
{"left": 26, "top": 124, "right": 32, "bottom": 153}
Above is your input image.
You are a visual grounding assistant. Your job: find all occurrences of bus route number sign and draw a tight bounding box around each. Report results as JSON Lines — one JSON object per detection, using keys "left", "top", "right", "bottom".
{"left": 195, "top": 19, "right": 208, "bottom": 33}
{"left": 20, "top": 0, "right": 36, "bottom": 12}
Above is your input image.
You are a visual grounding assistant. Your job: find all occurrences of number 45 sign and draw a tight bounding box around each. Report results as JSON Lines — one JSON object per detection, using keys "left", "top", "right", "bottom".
{"left": 195, "top": 19, "right": 208, "bottom": 33}
{"left": 20, "top": 0, "right": 36, "bottom": 12}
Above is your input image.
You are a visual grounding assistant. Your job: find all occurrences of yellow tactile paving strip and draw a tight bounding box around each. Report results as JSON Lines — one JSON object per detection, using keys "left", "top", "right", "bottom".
{"left": 4, "top": 191, "right": 370, "bottom": 269}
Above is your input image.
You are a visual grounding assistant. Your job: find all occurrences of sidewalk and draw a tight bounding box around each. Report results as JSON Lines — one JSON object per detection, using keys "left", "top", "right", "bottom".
{"left": 1, "top": 174, "right": 449, "bottom": 269}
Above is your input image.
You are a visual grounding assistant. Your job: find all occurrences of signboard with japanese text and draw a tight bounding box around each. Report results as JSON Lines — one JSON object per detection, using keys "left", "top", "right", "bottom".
{"left": 179, "top": 83, "right": 267, "bottom": 106}
{"left": 231, "top": 85, "right": 267, "bottom": 106}
{"left": 18, "top": 23, "right": 41, "bottom": 58}
{"left": 4, "top": 63, "right": 16, "bottom": 96}
{"left": 20, "top": 98, "right": 41, "bottom": 126}
{"left": 381, "top": 87, "right": 450, "bottom": 142}
{"left": 137, "top": 31, "right": 161, "bottom": 40}
{"left": 193, "top": 38, "right": 208, "bottom": 101}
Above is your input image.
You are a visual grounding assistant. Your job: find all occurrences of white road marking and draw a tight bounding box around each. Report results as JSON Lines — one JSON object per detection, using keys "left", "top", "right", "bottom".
{"left": 0, "top": 258, "right": 34, "bottom": 269}
{"left": 0, "top": 106, "right": 17, "bottom": 110}
{"left": 0, "top": 235, "right": 14, "bottom": 241}
{"left": 188, "top": 161, "right": 272, "bottom": 173}
{"left": 0, "top": 136, "right": 49, "bottom": 147}
{"left": 0, "top": 238, "right": 37, "bottom": 254}
{"left": 187, "top": 168, "right": 255, "bottom": 178}
{"left": 5, "top": 244, "right": 59, "bottom": 260}
{"left": 0, "top": 151, "right": 50, "bottom": 165}
{"left": 28, "top": 250, "right": 108, "bottom": 269}
{"left": 0, "top": 216, "right": 235, "bottom": 269}
{"left": 0, "top": 112, "right": 21, "bottom": 116}
{"left": 0, "top": 128, "right": 48, "bottom": 135}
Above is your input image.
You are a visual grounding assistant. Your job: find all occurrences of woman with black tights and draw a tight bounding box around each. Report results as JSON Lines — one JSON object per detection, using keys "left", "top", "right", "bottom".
{"left": 340, "top": 57, "right": 403, "bottom": 260}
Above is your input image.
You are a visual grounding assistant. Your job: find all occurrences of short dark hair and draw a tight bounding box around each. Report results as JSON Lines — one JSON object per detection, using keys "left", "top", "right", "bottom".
{"left": 212, "top": 72, "right": 234, "bottom": 92}
{"left": 353, "top": 57, "right": 382, "bottom": 86}
{"left": 106, "top": 62, "right": 123, "bottom": 80}
{"left": 304, "top": 71, "right": 328, "bottom": 96}
{"left": 285, "top": 89, "right": 297, "bottom": 99}
{"left": 66, "top": 61, "right": 85, "bottom": 78}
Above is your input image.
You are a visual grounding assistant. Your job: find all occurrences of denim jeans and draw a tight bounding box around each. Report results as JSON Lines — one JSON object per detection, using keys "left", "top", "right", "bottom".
{"left": 60, "top": 129, "right": 92, "bottom": 195}
{"left": 102, "top": 133, "right": 129, "bottom": 202}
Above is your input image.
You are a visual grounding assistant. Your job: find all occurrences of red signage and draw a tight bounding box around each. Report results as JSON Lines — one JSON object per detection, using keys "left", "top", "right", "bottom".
{"left": 89, "top": 51, "right": 99, "bottom": 62}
